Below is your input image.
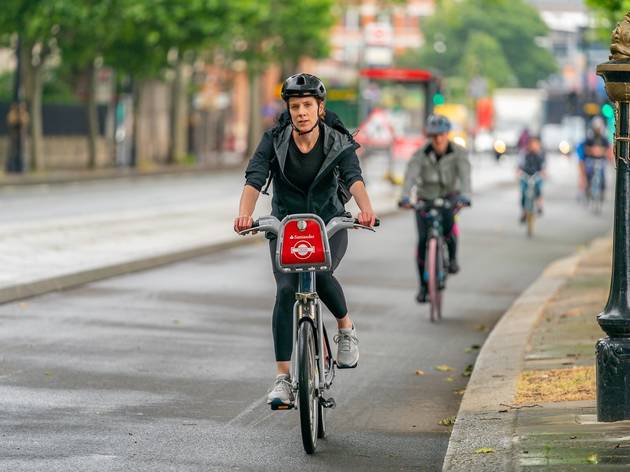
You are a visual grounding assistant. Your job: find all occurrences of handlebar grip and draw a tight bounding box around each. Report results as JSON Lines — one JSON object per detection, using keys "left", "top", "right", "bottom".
{"left": 251, "top": 220, "right": 260, "bottom": 229}
{"left": 353, "top": 218, "right": 380, "bottom": 227}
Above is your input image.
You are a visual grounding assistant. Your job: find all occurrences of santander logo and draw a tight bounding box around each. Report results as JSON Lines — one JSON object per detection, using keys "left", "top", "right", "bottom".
{"left": 291, "top": 240, "right": 315, "bottom": 259}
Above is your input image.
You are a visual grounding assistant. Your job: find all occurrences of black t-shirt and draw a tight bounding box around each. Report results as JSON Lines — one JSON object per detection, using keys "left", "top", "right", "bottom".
{"left": 519, "top": 151, "right": 545, "bottom": 176}
{"left": 285, "top": 127, "right": 325, "bottom": 193}
{"left": 585, "top": 132, "right": 610, "bottom": 159}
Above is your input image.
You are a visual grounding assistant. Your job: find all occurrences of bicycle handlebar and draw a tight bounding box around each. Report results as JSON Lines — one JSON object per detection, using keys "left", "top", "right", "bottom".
{"left": 238, "top": 215, "right": 380, "bottom": 237}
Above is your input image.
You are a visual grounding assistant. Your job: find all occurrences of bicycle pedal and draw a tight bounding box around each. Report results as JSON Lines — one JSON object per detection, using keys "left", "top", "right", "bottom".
{"left": 269, "top": 399, "right": 295, "bottom": 411}
{"left": 320, "top": 397, "right": 336, "bottom": 409}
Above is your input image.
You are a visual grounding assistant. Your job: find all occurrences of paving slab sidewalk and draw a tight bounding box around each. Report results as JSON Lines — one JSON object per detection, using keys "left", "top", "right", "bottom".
{"left": 442, "top": 236, "right": 630, "bottom": 471}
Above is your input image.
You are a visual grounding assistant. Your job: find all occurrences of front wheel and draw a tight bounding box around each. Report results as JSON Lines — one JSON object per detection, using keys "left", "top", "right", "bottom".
{"left": 298, "top": 320, "right": 318, "bottom": 454}
{"left": 526, "top": 211, "right": 535, "bottom": 238}
{"left": 427, "top": 238, "right": 442, "bottom": 322}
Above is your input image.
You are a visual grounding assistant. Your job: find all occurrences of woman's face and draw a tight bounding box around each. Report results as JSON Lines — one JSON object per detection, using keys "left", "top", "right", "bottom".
{"left": 288, "top": 96, "right": 323, "bottom": 133}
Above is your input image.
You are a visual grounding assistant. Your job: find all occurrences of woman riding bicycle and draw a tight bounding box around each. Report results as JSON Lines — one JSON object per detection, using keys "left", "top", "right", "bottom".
{"left": 398, "top": 114, "right": 471, "bottom": 303}
{"left": 233, "top": 73, "right": 377, "bottom": 408}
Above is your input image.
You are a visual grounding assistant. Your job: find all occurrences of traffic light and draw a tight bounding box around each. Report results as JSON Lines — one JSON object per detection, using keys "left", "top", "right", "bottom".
{"left": 433, "top": 91, "right": 445, "bottom": 106}
{"left": 602, "top": 102, "right": 614, "bottom": 119}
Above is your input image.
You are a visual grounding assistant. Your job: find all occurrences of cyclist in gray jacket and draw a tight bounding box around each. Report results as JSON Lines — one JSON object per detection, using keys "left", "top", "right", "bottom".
{"left": 399, "top": 114, "right": 472, "bottom": 303}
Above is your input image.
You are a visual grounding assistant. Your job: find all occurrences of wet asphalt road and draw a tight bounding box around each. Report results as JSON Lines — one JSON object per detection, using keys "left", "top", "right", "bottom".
{"left": 0, "top": 155, "right": 614, "bottom": 471}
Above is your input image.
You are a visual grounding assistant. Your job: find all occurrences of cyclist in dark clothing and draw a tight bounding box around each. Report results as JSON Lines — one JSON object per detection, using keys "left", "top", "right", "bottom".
{"left": 234, "top": 73, "right": 377, "bottom": 408}
{"left": 579, "top": 117, "right": 612, "bottom": 198}
{"left": 518, "top": 135, "right": 546, "bottom": 223}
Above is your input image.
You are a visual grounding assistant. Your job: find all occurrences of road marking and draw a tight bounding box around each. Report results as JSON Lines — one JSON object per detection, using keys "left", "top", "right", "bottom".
{"left": 226, "top": 395, "right": 268, "bottom": 427}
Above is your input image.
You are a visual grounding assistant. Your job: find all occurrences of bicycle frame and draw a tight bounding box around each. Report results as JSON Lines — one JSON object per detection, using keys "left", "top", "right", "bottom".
{"left": 524, "top": 175, "right": 538, "bottom": 214}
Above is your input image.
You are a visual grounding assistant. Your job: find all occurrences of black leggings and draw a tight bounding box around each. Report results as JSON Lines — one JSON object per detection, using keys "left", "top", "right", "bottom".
{"left": 415, "top": 208, "right": 456, "bottom": 286}
{"left": 269, "top": 230, "right": 348, "bottom": 361}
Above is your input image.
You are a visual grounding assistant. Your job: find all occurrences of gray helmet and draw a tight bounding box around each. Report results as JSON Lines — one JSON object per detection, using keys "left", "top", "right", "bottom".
{"left": 281, "top": 73, "right": 326, "bottom": 102}
{"left": 591, "top": 116, "right": 605, "bottom": 132}
{"left": 425, "top": 114, "right": 452, "bottom": 136}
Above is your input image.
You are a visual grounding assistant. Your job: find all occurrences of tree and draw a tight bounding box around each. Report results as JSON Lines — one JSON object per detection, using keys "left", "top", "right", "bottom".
{"left": 231, "top": 0, "right": 336, "bottom": 157}
{"left": 416, "top": 0, "right": 557, "bottom": 89}
{"left": 457, "top": 32, "right": 516, "bottom": 90}
{"left": 585, "top": 0, "right": 630, "bottom": 42}
{"left": 0, "top": 1, "right": 63, "bottom": 171}
{"left": 51, "top": 0, "right": 117, "bottom": 168}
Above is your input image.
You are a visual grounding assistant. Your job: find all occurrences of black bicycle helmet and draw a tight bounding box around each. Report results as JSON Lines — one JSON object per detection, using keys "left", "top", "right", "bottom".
{"left": 425, "top": 114, "right": 452, "bottom": 136}
{"left": 281, "top": 73, "right": 326, "bottom": 101}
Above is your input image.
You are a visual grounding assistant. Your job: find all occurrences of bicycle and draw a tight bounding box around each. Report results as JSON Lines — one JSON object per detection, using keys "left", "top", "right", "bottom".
{"left": 586, "top": 158, "right": 605, "bottom": 214}
{"left": 413, "top": 198, "right": 468, "bottom": 323}
{"left": 240, "top": 213, "right": 378, "bottom": 454}
{"left": 521, "top": 173, "right": 540, "bottom": 238}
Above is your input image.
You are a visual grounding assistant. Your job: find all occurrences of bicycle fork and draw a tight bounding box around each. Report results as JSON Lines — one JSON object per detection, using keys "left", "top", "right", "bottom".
{"left": 290, "top": 272, "right": 335, "bottom": 408}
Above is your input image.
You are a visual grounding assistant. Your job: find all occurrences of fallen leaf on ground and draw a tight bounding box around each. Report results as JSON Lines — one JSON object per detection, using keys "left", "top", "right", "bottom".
{"left": 462, "top": 364, "right": 474, "bottom": 377}
{"left": 438, "top": 416, "right": 456, "bottom": 426}
{"left": 586, "top": 453, "right": 598, "bottom": 464}
{"left": 453, "top": 389, "right": 466, "bottom": 396}
{"left": 465, "top": 344, "right": 481, "bottom": 353}
{"left": 434, "top": 364, "right": 454, "bottom": 372}
{"left": 445, "top": 376, "right": 455, "bottom": 382}
{"left": 415, "top": 370, "right": 426, "bottom": 376}
{"left": 474, "top": 324, "right": 488, "bottom": 332}
{"left": 475, "top": 448, "right": 495, "bottom": 454}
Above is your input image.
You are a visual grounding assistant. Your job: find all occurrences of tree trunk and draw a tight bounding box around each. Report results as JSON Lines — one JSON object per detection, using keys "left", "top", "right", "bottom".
{"left": 86, "top": 62, "right": 99, "bottom": 169}
{"left": 168, "top": 52, "right": 189, "bottom": 164}
{"left": 130, "top": 78, "right": 142, "bottom": 168}
{"left": 246, "top": 69, "right": 263, "bottom": 160}
{"left": 22, "top": 44, "right": 45, "bottom": 172}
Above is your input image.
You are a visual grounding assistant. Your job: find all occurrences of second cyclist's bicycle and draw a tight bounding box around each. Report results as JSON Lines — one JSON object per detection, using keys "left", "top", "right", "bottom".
{"left": 240, "top": 213, "right": 378, "bottom": 454}
{"left": 413, "top": 198, "right": 468, "bottom": 322}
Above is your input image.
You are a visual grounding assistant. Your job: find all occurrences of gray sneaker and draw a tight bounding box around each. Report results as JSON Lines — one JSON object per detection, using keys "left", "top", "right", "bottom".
{"left": 335, "top": 325, "right": 359, "bottom": 368}
{"left": 266, "top": 374, "right": 294, "bottom": 408}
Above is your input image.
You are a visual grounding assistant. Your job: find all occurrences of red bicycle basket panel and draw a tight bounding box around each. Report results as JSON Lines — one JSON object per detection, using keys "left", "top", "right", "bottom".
{"left": 280, "top": 219, "right": 326, "bottom": 266}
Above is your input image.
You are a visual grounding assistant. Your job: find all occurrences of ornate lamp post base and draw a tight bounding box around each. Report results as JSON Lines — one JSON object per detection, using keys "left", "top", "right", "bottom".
{"left": 597, "top": 338, "right": 630, "bottom": 421}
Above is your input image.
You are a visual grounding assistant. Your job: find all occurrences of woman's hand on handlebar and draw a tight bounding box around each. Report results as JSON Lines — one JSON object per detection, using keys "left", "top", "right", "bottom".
{"left": 234, "top": 215, "right": 254, "bottom": 234}
{"left": 357, "top": 209, "right": 377, "bottom": 227}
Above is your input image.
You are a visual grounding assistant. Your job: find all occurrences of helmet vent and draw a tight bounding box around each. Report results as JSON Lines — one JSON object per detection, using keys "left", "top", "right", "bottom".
{"left": 296, "top": 75, "right": 306, "bottom": 85}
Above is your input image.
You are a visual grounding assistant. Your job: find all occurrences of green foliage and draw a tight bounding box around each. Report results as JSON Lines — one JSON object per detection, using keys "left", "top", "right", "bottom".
{"left": 231, "top": 0, "right": 335, "bottom": 74}
{"left": 585, "top": 0, "right": 630, "bottom": 42}
{"left": 417, "top": 0, "right": 557, "bottom": 89}
{"left": 458, "top": 32, "right": 516, "bottom": 89}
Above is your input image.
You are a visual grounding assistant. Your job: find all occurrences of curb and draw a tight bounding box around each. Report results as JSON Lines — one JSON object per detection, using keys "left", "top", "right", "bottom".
{"left": 0, "top": 162, "right": 243, "bottom": 187}
{"left": 0, "top": 237, "right": 262, "bottom": 305}
{"left": 0, "top": 207, "right": 401, "bottom": 306}
{"left": 441, "top": 240, "right": 602, "bottom": 471}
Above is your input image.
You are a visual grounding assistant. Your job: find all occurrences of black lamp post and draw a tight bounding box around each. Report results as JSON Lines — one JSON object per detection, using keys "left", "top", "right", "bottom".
{"left": 5, "top": 35, "right": 27, "bottom": 174}
{"left": 596, "top": 11, "right": 630, "bottom": 422}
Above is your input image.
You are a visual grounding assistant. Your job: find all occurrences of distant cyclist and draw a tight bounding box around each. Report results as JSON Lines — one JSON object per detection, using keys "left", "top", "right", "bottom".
{"left": 398, "top": 114, "right": 472, "bottom": 303}
{"left": 234, "top": 73, "right": 377, "bottom": 408}
{"left": 578, "top": 116, "right": 612, "bottom": 199}
{"left": 518, "top": 135, "right": 546, "bottom": 223}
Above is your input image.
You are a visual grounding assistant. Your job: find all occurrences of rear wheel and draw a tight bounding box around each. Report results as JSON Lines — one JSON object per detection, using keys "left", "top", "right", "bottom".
{"left": 298, "top": 321, "right": 318, "bottom": 454}
{"left": 427, "top": 238, "right": 442, "bottom": 322}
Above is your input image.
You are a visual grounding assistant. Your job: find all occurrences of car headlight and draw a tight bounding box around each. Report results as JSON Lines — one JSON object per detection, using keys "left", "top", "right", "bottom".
{"left": 559, "top": 141, "right": 571, "bottom": 155}
{"left": 453, "top": 136, "right": 467, "bottom": 148}
{"left": 494, "top": 140, "right": 506, "bottom": 154}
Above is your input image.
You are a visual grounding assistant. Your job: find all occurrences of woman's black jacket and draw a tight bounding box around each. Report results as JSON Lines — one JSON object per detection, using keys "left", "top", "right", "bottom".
{"left": 244, "top": 110, "right": 364, "bottom": 225}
